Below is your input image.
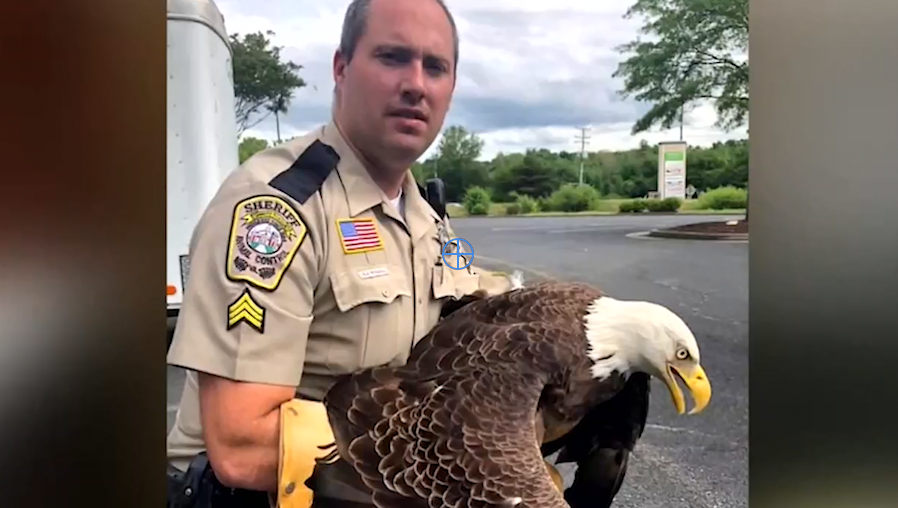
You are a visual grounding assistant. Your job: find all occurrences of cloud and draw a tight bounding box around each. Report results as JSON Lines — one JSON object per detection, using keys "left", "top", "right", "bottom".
{"left": 220, "top": 0, "right": 748, "bottom": 160}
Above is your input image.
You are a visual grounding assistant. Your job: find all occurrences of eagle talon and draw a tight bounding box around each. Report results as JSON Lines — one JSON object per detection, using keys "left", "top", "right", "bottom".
{"left": 545, "top": 460, "right": 564, "bottom": 492}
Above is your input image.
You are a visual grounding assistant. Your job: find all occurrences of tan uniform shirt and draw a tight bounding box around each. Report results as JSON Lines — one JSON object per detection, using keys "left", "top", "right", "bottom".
{"left": 166, "top": 121, "right": 511, "bottom": 471}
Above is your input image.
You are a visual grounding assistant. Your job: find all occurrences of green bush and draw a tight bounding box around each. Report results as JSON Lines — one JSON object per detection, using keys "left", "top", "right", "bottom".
{"left": 618, "top": 197, "right": 682, "bottom": 213}
{"left": 619, "top": 199, "right": 647, "bottom": 213}
{"left": 697, "top": 186, "right": 747, "bottom": 210}
{"left": 511, "top": 192, "right": 540, "bottom": 214}
{"left": 462, "top": 186, "right": 491, "bottom": 215}
{"left": 505, "top": 203, "right": 521, "bottom": 215}
{"left": 545, "top": 183, "right": 601, "bottom": 212}
{"left": 645, "top": 197, "right": 682, "bottom": 212}
{"left": 469, "top": 203, "right": 489, "bottom": 215}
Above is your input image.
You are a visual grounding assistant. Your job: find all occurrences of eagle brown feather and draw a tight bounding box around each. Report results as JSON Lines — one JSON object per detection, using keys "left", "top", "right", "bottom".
{"left": 322, "top": 281, "right": 650, "bottom": 508}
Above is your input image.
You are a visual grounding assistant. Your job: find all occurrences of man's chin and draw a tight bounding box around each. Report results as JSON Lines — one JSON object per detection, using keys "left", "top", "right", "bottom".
{"left": 383, "top": 131, "right": 431, "bottom": 159}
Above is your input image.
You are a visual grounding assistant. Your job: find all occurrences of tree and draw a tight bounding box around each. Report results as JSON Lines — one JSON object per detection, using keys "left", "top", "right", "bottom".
{"left": 231, "top": 31, "right": 306, "bottom": 136}
{"left": 437, "top": 126, "right": 484, "bottom": 164}
{"left": 613, "top": 0, "right": 748, "bottom": 134}
{"left": 266, "top": 95, "right": 288, "bottom": 143}
{"left": 492, "top": 149, "right": 571, "bottom": 200}
{"left": 238, "top": 137, "right": 269, "bottom": 164}
{"left": 432, "top": 126, "right": 489, "bottom": 202}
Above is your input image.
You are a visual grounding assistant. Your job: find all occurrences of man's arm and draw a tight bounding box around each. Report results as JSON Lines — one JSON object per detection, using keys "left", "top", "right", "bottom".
{"left": 168, "top": 187, "right": 320, "bottom": 492}
{"left": 198, "top": 374, "right": 292, "bottom": 491}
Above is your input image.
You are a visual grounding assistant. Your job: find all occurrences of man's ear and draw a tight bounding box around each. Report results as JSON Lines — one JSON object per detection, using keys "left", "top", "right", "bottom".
{"left": 332, "top": 49, "right": 347, "bottom": 86}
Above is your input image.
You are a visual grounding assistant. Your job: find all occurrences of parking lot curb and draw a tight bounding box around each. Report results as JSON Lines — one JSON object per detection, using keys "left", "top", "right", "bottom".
{"left": 647, "top": 229, "right": 749, "bottom": 241}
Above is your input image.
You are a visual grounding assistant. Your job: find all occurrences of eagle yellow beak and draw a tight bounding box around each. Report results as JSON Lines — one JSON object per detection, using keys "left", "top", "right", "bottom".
{"left": 665, "top": 364, "right": 711, "bottom": 415}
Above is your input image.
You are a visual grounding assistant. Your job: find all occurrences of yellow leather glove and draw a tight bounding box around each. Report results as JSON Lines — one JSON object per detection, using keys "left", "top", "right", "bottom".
{"left": 473, "top": 267, "right": 522, "bottom": 296}
{"left": 276, "top": 399, "right": 337, "bottom": 508}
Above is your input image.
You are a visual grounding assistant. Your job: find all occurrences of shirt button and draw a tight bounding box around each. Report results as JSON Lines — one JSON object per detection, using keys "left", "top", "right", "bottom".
{"left": 382, "top": 289, "right": 390, "bottom": 297}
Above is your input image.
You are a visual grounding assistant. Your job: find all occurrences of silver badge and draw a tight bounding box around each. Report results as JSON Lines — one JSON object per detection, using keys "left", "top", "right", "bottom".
{"left": 435, "top": 221, "right": 450, "bottom": 266}
{"left": 437, "top": 221, "right": 451, "bottom": 247}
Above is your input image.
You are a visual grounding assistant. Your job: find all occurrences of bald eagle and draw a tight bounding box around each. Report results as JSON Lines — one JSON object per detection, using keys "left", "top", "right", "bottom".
{"left": 320, "top": 279, "right": 711, "bottom": 508}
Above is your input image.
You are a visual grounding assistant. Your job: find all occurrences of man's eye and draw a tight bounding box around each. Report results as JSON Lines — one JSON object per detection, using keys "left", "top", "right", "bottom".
{"left": 379, "top": 51, "right": 407, "bottom": 64}
{"left": 424, "top": 59, "right": 447, "bottom": 75}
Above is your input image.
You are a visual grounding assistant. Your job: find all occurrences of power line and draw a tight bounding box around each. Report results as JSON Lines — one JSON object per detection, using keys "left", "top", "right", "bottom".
{"left": 573, "top": 126, "right": 591, "bottom": 185}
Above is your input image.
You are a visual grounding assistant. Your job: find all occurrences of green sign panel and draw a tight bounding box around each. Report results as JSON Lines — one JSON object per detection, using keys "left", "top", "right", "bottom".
{"left": 664, "top": 151, "right": 685, "bottom": 162}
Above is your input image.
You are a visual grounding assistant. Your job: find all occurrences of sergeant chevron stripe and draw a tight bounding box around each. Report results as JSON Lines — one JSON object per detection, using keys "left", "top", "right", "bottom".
{"left": 227, "top": 289, "right": 266, "bottom": 333}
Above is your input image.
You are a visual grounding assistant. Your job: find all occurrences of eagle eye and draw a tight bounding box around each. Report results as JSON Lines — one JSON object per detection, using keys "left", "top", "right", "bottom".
{"left": 675, "top": 348, "right": 689, "bottom": 360}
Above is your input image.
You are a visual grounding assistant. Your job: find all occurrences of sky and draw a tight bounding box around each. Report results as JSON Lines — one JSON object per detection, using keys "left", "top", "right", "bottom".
{"left": 217, "top": 0, "right": 748, "bottom": 161}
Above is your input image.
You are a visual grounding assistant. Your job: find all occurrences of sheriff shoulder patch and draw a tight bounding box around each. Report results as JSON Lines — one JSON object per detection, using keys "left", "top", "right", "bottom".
{"left": 227, "top": 289, "right": 265, "bottom": 333}
{"left": 227, "top": 195, "right": 306, "bottom": 291}
{"left": 337, "top": 218, "right": 384, "bottom": 254}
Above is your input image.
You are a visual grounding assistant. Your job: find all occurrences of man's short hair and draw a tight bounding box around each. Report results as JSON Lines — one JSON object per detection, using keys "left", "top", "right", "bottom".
{"left": 338, "top": 0, "right": 460, "bottom": 72}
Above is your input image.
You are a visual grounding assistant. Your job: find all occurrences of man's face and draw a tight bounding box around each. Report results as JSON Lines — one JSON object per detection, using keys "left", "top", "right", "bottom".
{"left": 333, "top": 0, "right": 456, "bottom": 167}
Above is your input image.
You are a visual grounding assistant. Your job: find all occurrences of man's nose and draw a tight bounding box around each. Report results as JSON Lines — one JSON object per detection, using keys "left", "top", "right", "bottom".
{"left": 400, "top": 61, "right": 426, "bottom": 102}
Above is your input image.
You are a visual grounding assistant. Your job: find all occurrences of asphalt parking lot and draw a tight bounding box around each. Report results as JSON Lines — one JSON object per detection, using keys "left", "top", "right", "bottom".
{"left": 167, "top": 214, "right": 747, "bottom": 508}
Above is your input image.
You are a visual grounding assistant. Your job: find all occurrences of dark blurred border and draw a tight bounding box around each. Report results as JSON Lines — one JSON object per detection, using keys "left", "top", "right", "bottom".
{"left": 2, "top": 0, "right": 898, "bottom": 506}
{"left": 0, "top": 0, "right": 166, "bottom": 507}
{"left": 751, "top": 0, "right": 898, "bottom": 507}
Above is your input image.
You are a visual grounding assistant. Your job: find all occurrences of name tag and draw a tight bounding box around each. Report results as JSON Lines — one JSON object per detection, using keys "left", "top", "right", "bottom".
{"left": 358, "top": 267, "right": 390, "bottom": 279}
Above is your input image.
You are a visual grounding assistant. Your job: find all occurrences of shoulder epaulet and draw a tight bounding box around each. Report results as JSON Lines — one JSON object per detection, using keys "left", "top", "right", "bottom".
{"left": 269, "top": 139, "right": 340, "bottom": 205}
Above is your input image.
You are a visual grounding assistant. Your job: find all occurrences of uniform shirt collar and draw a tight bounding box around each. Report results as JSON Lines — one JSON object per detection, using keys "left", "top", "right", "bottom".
{"left": 321, "top": 120, "right": 441, "bottom": 226}
{"left": 321, "top": 121, "right": 385, "bottom": 217}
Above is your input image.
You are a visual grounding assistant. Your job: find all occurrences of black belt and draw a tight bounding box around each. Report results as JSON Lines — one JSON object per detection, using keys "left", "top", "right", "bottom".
{"left": 166, "top": 453, "right": 270, "bottom": 508}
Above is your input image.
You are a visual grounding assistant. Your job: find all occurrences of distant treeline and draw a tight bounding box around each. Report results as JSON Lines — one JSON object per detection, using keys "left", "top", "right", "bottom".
{"left": 409, "top": 126, "right": 748, "bottom": 203}
{"left": 238, "top": 126, "right": 748, "bottom": 205}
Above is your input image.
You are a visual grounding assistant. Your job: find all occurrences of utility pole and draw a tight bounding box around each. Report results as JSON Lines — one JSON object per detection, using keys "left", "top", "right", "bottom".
{"left": 574, "top": 126, "right": 591, "bottom": 185}
{"left": 679, "top": 104, "right": 684, "bottom": 141}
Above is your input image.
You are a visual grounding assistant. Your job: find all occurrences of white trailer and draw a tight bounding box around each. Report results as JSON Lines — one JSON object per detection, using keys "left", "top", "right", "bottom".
{"left": 167, "top": 0, "right": 240, "bottom": 339}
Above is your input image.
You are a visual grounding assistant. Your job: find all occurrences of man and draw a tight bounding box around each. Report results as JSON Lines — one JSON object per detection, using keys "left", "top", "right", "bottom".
{"left": 165, "top": 0, "right": 511, "bottom": 506}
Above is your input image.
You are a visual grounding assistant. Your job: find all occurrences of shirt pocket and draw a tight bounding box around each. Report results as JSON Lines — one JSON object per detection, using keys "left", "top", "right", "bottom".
{"left": 328, "top": 264, "right": 413, "bottom": 372}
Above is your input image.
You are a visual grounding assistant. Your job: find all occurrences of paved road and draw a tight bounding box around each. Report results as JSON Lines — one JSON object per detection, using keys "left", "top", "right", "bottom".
{"left": 167, "top": 214, "right": 747, "bottom": 508}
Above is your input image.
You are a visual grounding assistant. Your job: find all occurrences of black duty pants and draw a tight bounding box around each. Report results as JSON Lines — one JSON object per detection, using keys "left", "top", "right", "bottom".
{"left": 167, "top": 453, "right": 377, "bottom": 508}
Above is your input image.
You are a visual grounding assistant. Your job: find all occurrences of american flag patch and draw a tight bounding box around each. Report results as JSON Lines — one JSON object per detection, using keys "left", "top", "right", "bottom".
{"left": 337, "top": 218, "right": 383, "bottom": 254}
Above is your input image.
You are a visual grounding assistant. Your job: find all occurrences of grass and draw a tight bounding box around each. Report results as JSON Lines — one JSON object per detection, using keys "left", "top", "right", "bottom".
{"left": 447, "top": 199, "right": 745, "bottom": 218}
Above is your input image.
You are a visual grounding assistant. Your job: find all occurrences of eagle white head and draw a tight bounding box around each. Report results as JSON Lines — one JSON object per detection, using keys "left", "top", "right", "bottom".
{"left": 582, "top": 296, "right": 712, "bottom": 415}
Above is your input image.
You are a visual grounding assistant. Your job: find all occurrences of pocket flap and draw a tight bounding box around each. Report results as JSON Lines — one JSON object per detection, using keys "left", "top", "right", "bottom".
{"left": 432, "top": 265, "right": 455, "bottom": 300}
{"left": 330, "top": 265, "right": 411, "bottom": 312}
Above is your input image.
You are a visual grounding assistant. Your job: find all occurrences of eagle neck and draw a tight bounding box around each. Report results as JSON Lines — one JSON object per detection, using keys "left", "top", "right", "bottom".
{"left": 582, "top": 296, "right": 646, "bottom": 380}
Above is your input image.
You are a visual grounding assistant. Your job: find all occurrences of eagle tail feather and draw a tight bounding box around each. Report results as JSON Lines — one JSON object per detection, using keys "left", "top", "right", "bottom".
{"left": 563, "top": 447, "right": 631, "bottom": 508}
{"left": 550, "top": 373, "right": 651, "bottom": 507}
{"left": 509, "top": 269, "right": 525, "bottom": 290}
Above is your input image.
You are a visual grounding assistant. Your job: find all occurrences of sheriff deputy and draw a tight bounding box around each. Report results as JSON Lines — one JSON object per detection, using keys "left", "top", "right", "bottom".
{"left": 164, "top": 0, "right": 511, "bottom": 506}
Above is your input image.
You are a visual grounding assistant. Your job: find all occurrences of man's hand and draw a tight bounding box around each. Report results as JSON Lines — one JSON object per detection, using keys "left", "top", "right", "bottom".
{"left": 199, "top": 372, "right": 295, "bottom": 492}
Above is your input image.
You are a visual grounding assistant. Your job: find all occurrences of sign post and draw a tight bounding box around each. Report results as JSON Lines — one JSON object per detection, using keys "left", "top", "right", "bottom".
{"left": 657, "top": 141, "right": 688, "bottom": 199}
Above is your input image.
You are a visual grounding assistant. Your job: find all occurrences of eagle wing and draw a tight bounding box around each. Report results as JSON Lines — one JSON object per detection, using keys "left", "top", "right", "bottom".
{"left": 324, "top": 282, "right": 607, "bottom": 508}
{"left": 343, "top": 362, "right": 564, "bottom": 508}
